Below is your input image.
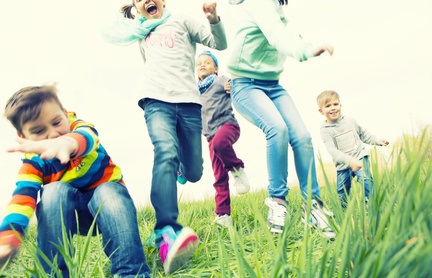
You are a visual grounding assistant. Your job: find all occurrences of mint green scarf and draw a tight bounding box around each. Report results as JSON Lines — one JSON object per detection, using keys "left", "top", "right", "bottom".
{"left": 102, "top": 9, "right": 172, "bottom": 46}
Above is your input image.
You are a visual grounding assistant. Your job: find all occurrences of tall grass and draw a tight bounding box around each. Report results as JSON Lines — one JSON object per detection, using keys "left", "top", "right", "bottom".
{"left": 1, "top": 127, "right": 431, "bottom": 277}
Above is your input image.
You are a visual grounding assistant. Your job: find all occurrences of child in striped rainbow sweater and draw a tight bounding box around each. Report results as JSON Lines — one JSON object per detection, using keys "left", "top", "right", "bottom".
{"left": 0, "top": 84, "right": 150, "bottom": 277}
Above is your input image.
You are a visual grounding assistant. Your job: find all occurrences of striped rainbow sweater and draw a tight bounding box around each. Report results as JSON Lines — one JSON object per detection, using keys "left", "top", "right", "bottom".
{"left": 0, "top": 112, "right": 124, "bottom": 247}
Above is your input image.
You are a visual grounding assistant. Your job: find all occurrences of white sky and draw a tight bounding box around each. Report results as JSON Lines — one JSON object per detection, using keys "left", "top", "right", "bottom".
{"left": 0, "top": 0, "right": 431, "bottom": 214}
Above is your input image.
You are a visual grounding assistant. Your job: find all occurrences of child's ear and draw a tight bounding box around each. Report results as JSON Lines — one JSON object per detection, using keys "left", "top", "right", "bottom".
{"left": 318, "top": 108, "right": 324, "bottom": 115}
{"left": 17, "top": 132, "right": 25, "bottom": 138}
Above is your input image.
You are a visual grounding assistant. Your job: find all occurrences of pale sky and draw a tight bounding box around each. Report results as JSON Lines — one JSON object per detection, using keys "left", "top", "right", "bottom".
{"left": 0, "top": 0, "right": 431, "bottom": 215}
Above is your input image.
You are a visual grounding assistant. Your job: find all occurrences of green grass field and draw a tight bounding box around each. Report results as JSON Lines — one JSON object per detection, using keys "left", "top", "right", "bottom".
{"left": 1, "top": 127, "right": 431, "bottom": 277}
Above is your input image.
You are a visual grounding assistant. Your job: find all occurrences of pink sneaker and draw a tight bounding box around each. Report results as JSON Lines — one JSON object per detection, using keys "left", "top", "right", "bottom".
{"left": 159, "top": 226, "right": 199, "bottom": 275}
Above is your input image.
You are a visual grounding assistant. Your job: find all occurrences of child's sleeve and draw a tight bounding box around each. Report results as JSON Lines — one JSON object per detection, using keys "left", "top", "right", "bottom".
{"left": 245, "top": 1, "right": 314, "bottom": 62}
{"left": 355, "top": 120, "right": 381, "bottom": 146}
{"left": 0, "top": 161, "right": 41, "bottom": 247}
{"left": 64, "top": 114, "right": 100, "bottom": 158}
{"left": 186, "top": 17, "right": 228, "bottom": 51}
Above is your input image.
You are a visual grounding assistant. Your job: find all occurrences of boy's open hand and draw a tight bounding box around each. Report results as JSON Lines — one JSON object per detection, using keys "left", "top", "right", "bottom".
{"left": 349, "top": 158, "right": 363, "bottom": 172}
{"left": 203, "top": 2, "right": 219, "bottom": 24}
{"left": 7, "top": 137, "right": 75, "bottom": 164}
{"left": 313, "top": 44, "right": 334, "bottom": 57}
{"left": 381, "top": 139, "right": 389, "bottom": 146}
{"left": 0, "top": 244, "right": 18, "bottom": 269}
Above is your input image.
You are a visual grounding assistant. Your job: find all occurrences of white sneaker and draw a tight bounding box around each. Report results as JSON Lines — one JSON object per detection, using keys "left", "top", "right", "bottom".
{"left": 265, "top": 197, "right": 288, "bottom": 234}
{"left": 230, "top": 167, "right": 250, "bottom": 195}
{"left": 213, "top": 214, "right": 233, "bottom": 228}
{"left": 303, "top": 199, "right": 336, "bottom": 239}
{"left": 317, "top": 201, "right": 334, "bottom": 218}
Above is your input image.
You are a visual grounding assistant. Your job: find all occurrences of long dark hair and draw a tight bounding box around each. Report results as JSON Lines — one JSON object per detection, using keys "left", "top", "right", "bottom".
{"left": 121, "top": 4, "right": 135, "bottom": 19}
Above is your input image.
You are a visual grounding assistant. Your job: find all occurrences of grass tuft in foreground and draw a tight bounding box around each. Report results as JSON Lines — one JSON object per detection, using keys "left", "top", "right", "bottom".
{"left": 2, "top": 127, "right": 432, "bottom": 277}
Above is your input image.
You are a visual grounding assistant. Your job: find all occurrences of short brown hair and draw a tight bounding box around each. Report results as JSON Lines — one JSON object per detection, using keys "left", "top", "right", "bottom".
{"left": 4, "top": 84, "right": 64, "bottom": 134}
{"left": 316, "top": 90, "right": 340, "bottom": 109}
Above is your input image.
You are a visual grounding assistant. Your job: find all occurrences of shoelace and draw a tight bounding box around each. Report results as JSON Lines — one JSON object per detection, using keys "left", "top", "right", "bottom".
{"left": 308, "top": 198, "right": 334, "bottom": 216}
{"left": 145, "top": 225, "right": 177, "bottom": 248}
{"left": 313, "top": 200, "right": 334, "bottom": 217}
{"left": 310, "top": 205, "right": 331, "bottom": 230}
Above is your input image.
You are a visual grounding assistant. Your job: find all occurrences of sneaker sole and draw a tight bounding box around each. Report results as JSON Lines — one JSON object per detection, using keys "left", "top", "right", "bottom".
{"left": 213, "top": 219, "right": 233, "bottom": 228}
{"left": 163, "top": 227, "right": 199, "bottom": 275}
{"left": 266, "top": 221, "right": 283, "bottom": 234}
{"left": 236, "top": 185, "right": 250, "bottom": 195}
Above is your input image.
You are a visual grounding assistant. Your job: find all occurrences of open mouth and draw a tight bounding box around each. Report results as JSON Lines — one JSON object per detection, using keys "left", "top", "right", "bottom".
{"left": 146, "top": 4, "right": 158, "bottom": 15}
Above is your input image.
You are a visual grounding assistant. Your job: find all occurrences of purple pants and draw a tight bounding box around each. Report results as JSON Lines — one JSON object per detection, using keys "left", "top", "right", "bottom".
{"left": 207, "top": 123, "right": 244, "bottom": 216}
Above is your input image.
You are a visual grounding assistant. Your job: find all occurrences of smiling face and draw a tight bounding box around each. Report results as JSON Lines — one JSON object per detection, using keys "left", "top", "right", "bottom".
{"left": 196, "top": 54, "right": 218, "bottom": 80}
{"left": 319, "top": 97, "right": 342, "bottom": 123}
{"left": 20, "top": 100, "right": 70, "bottom": 141}
{"left": 134, "top": 0, "right": 166, "bottom": 20}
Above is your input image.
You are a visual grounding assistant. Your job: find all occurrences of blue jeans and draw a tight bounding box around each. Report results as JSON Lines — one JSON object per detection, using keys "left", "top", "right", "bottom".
{"left": 36, "top": 182, "right": 150, "bottom": 277}
{"left": 231, "top": 78, "right": 320, "bottom": 200}
{"left": 336, "top": 156, "right": 374, "bottom": 206}
{"left": 141, "top": 99, "right": 203, "bottom": 232}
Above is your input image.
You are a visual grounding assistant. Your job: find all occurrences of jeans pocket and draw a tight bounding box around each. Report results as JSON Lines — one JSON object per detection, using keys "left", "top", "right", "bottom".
{"left": 231, "top": 79, "right": 248, "bottom": 96}
{"left": 138, "top": 97, "right": 157, "bottom": 110}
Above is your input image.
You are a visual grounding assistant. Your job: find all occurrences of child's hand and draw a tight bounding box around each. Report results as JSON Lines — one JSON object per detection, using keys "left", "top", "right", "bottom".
{"left": 224, "top": 81, "right": 231, "bottom": 94}
{"left": 349, "top": 158, "right": 362, "bottom": 172}
{"left": 0, "top": 244, "right": 18, "bottom": 268}
{"left": 380, "top": 139, "right": 389, "bottom": 146}
{"left": 313, "top": 44, "right": 334, "bottom": 57}
{"left": 203, "top": 2, "right": 219, "bottom": 24}
{"left": 7, "top": 137, "right": 76, "bottom": 164}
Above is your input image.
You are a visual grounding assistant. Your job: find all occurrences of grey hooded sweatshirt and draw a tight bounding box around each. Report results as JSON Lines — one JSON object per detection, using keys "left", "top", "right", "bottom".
{"left": 320, "top": 115, "right": 382, "bottom": 171}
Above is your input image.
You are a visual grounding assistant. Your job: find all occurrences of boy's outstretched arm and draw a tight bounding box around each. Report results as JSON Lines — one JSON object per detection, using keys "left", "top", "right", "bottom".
{"left": 7, "top": 118, "right": 100, "bottom": 164}
{"left": 7, "top": 136, "right": 77, "bottom": 164}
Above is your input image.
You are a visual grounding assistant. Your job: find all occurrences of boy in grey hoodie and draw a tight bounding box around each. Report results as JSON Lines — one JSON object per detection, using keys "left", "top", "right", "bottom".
{"left": 317, "top": 90, "right": 389, "bottom": 208}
